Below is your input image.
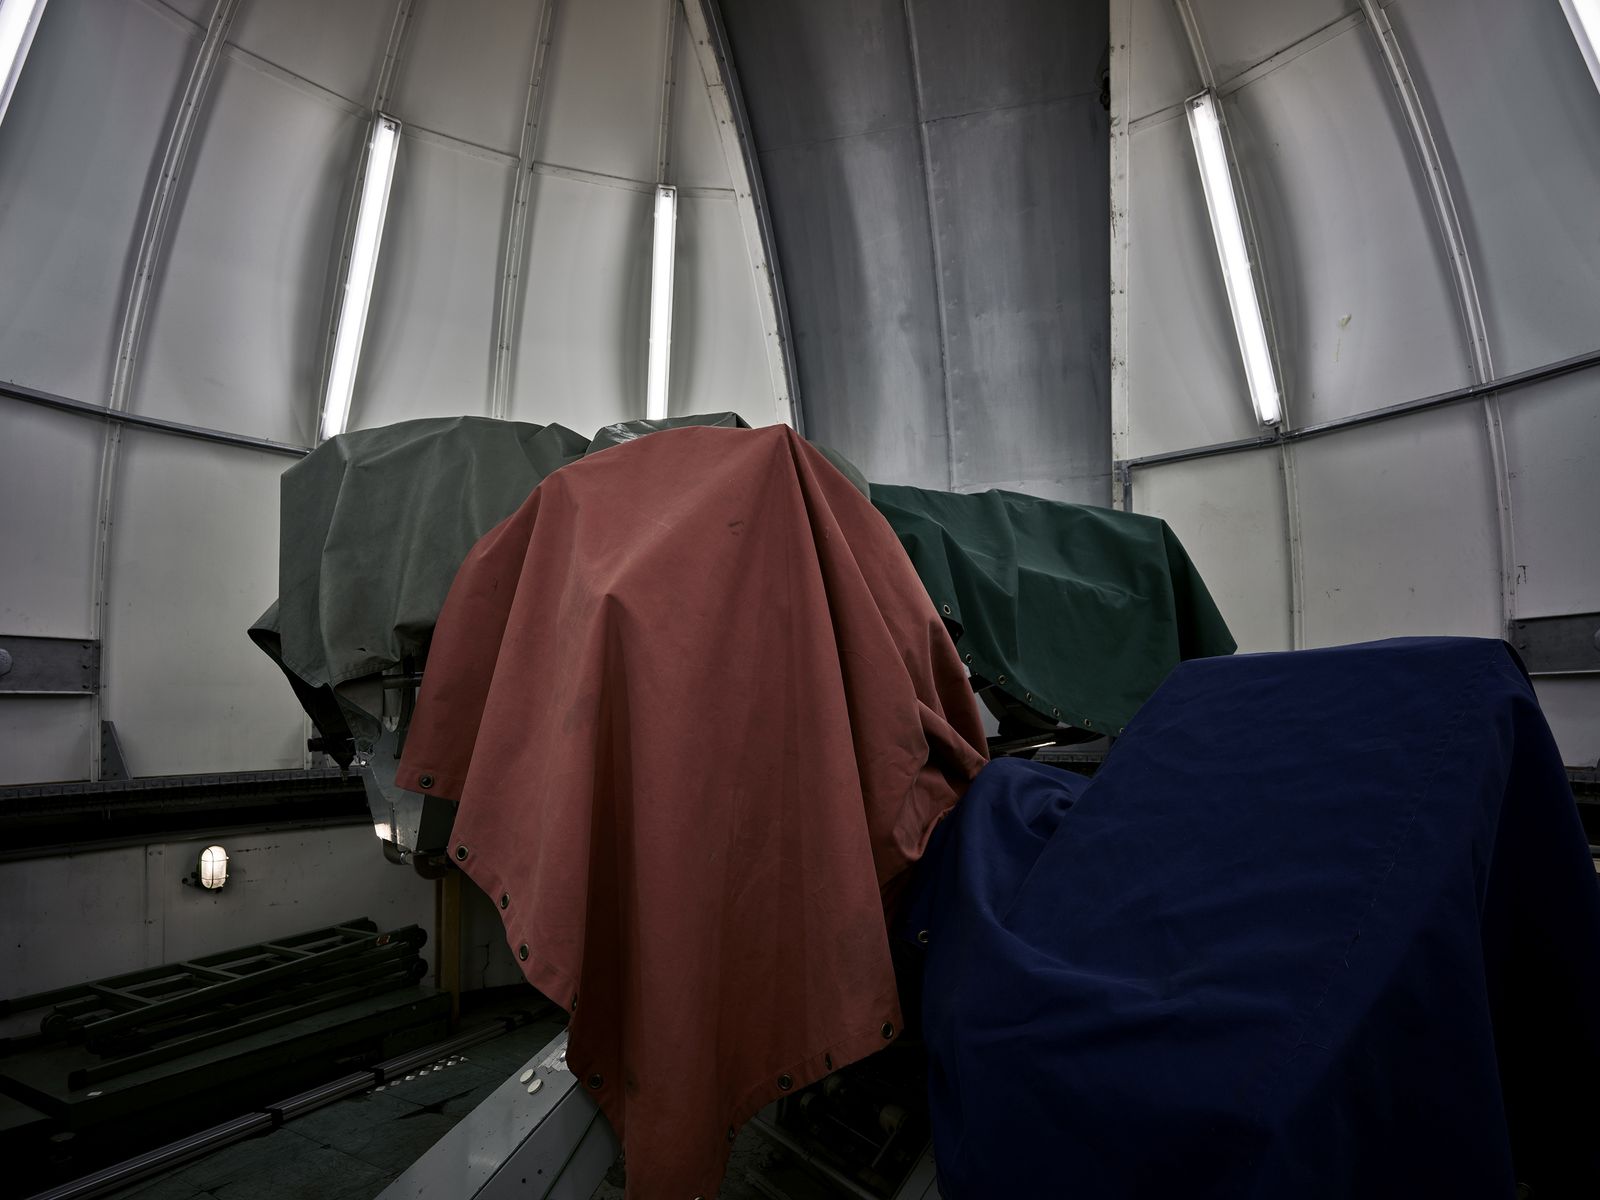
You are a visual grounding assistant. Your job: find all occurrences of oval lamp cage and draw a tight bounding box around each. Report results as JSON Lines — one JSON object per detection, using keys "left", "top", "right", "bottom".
{"left": 198, "top": 844, "right": 229, "bottom": 890}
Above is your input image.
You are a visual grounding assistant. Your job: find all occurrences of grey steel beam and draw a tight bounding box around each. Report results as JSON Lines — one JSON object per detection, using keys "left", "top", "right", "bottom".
{"left": 1118, "top": 346, "right": 1600, "bottom": 473}
{"left": 2, "top": 380, "right": 312, "bottom": 458}
{"left": 489, "top": 0, "right": 560, "bottom": 421}
{"left": 1509, "top": 613, "right": 1600, "bottom": 677}
{"left": 0, "top": 636, "right": 98, "bottom": 696}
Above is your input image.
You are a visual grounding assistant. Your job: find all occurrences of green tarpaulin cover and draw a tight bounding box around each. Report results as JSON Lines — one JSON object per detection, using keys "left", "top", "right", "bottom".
{"left": 250, "top": 413, "right": 1232, "bottom": 746}
{"left": 870, "top": 484, "right": 1236, "bottom": 736}
{"left": 248, "top": 413, "right": 748, "bottom": 742}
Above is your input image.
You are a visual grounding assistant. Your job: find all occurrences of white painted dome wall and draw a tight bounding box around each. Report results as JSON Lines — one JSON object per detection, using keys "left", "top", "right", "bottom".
{"left": 0, "top": 0, "right": 783, "bottom": 784}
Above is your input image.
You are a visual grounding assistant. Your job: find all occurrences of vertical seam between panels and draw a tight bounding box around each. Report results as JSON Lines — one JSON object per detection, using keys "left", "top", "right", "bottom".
{"left": 656, "top": 0, "right": 678, "bottom": 185}
{"left": 901, "top": 0, "right": 957, "bottom": 490}
{"left": 491, "top": 0, "right": 561, "bottom": 421}
{"left": 90, "top": 0, "right": 242, "bottom": 780}
{"left": 1358, "top": 0, "right": 1514, "bottom": 635}
{"left": 1109, "top": 0, "right": 1132, "bottom": 510}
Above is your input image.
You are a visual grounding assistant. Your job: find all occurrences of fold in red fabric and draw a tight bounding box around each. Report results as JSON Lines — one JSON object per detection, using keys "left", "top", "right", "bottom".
{"left": 395, "top": 425, "right": 987, "bottom": 1197}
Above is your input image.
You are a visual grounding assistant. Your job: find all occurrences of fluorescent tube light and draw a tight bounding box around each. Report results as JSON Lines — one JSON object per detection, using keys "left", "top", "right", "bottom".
{"left": 321, "top": 114, "right": 401, "bottom": 442}
{"left": 1561, "top": 0, "right": 1600, "bottom": 92}
{"left": 646, "top": 184, "right": 677, "bottom": 422}
{"left": 0, "top": 0, "right": 48, "bottom": 130}
{"left": 1185, "top": 90, "right": 1281, "bottom": 427}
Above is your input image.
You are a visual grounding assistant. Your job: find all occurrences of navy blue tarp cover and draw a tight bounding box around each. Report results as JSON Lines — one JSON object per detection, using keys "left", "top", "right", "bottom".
{"left": 904, "top": 638, "right": 1600, "bottom": 1198}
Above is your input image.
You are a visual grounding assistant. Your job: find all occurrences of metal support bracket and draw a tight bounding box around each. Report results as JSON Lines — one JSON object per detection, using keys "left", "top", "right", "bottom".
{"left": 0, "top": 635, "right": 98, "bottom": 695}
{"left": 1509, "top": 613, "right": 1600, "bottom": 676}
{"left": 101, "top": 720, "right": 130, "bottom": 782}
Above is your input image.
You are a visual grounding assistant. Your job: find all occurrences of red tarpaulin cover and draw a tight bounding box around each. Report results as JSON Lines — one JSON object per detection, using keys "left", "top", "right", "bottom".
{"left": 395, "top": 425, "right": 987, "bottom": 1197}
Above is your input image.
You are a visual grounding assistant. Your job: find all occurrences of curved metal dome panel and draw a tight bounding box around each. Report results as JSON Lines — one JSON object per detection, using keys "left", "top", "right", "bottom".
{"left": 0, "top": 0, "right": 789, "bottom": 783}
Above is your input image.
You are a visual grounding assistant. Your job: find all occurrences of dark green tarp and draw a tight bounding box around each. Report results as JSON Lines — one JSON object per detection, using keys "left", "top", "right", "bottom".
{"left": 870, "top": 485, "right": 1236, "bottom": 736}
{"left": 248, "top": 413, "right": 748, "bottom": 744}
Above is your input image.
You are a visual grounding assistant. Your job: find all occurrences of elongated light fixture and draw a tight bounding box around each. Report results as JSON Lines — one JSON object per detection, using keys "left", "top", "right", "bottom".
{"left": 321, "top": 113, "right": 401, "bottom": 442}
{"left": 0, "top": 0, "right": 48, "bottom": 130}
{"left": 1185, "top": 90, "right": 1281, "bottom": 427}
{"left": 645, "top": 184, "right": 678, "bottom": 421}
{"left": 1561, "top": 0, "right": 1600, "bottom": 92}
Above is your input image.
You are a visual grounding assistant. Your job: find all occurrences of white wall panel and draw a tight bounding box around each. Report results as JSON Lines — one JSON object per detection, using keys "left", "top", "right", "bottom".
{"left": 669, "top": 197, "right": 772, "bottom": 422}
{"left": 227, "top": 0, "right": 394, "bottom": 103}
{"left": 1129, "top": 0, "right": 1200, "bottom": 119}
{"left": 0, "top": 828, "right": 435, "bottom": 998}
{"left": 353, "top": 138, "right": 509, "bottom": 429}
{"left": 540, "top": 0, "right": 669, "bottom": 182}
{"left": 1295, "top": 406, "right": 1500, "bottom": 647}
{"left": 0, "top": 846, "right": 150, "bottom": 996}
{"left": 1533, "top": 678, "right": 1600, "bottom": 770}
{"left": 390, "top": 0, "right": 544, "bottom": 155}
{"left": 508, "top": 173, "right": 650, "bottom": 431}
{"left": 1188, "top": 0, "right": 1356, "bottom": 82}
{"left": 1133, "top": 452, "right": 1292, "bottom": 652}
{"left": 139, "top": 59, "right": 361, "bottom": 446}
{"left": 0, "top": 405, "right": 98, "bottom": 636}
{"left": 1125, "top": 117, "right": 1257, "bottom": 458}
{"left": 0, "top": 0, "right": 191, "bottom": 404}
{"left": 1228, "top": 29, "right": 1469, "bottom": 427}
{"left": 668, "top": 7, "right": 732, "bottom": 190}
{"left": 1388, "top": 0, "right": 1600, "bottom": 376}
{"left": 103, "top": 433, "right": 302, "bottom": 776}
{"left": 1501, "top": 374, "right": 1600, "bottom": 620}
{"left": 0, "top": 702, "right": 92, "bottom": 786}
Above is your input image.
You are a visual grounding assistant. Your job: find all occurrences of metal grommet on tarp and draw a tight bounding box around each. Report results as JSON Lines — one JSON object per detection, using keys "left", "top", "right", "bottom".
{"left": 587, "top": 1074, "right": 604, "bottom": 1090}
{"left": 419, "top": 774, "right": 434, "bottom": 789}
{"left": 518, "top": 944, "right": 529, "bottom": 961}
{"left": 570, "top": 995, "right": 579, "bottom": 1012}
{"left": 916, "top": 930, "right": 929, "bottom": 945}
{"left": 499, "top": 893, "right": 509, "bottom": 909}
{"left": 777, "top": 1073, "right": 793, "bottom": 1091}
{"left": 941, "top": 603, "right": 952, "bottom": 616}
{"left": 963, "top": 653, "right": 972, "bottom": 664}
{"left": 824, "top": 1054, "right": 833, "bottom": 1071}
{"left": 454, "top": 845, "right": 468, "bottom": 861}
{"left": 881, "top": 1022, "right": 895, "bottom": 1040}
{"left": 997, "top": 674, "right": 1007, "bottom": 684}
